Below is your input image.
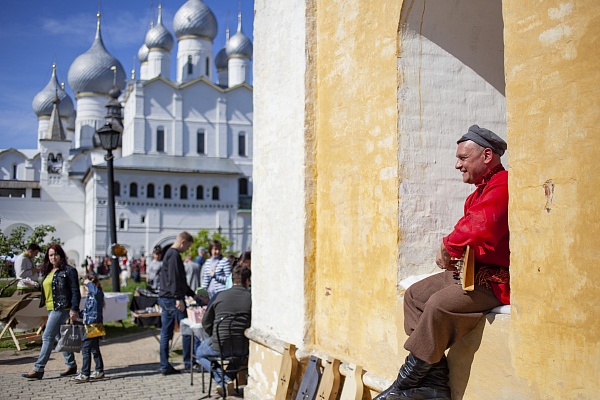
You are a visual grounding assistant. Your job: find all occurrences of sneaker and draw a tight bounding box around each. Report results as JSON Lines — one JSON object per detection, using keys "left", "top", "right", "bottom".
{"left": 71, "top": 373, "right": 89, "bottom": 383}
{"left": 90, "top": 371, "right": 104, "bottom": 380}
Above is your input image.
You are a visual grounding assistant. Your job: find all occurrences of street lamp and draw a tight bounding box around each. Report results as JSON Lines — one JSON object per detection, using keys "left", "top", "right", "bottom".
{"left": 96, "top": 66, "right": 123, "bottom": 292}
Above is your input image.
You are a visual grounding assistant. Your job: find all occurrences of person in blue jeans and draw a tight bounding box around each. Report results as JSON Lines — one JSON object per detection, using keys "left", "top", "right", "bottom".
{"left": 196, "top": 264, "right": 251, "bottom": 394}
{"left": 158, "top": 232, "right": 201, "bottom": 375}
{"left": 72, "top": 273, "right": 105, "bottom": 382}
{"left": 22, "top": 244, "right": 81, "bottom": 380}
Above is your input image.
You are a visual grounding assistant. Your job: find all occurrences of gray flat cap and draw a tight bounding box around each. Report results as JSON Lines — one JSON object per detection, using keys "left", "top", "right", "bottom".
{"left": 457, "top": 125, "right": 507, "bottom": 156}
{"left": 199, "top": 247, "right": 207, "bottom": 252}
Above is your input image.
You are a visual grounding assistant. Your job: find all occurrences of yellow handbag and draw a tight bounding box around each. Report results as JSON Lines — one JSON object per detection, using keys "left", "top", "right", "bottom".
{"left": 84, "top": 322, "right": 106, "bottom": 339}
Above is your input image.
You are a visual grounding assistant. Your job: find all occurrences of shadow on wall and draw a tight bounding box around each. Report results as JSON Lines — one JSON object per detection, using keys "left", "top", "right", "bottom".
{"left": 401, "top": 0, "right": 505, "bottom": 96}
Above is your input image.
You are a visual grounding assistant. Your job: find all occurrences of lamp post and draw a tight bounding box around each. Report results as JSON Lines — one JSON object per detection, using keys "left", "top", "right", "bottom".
{"left": 96, "top": 67, "right": 123, "bottom": 292}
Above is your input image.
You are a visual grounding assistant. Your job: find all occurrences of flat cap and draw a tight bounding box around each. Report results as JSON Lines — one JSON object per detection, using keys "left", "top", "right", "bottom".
{"left": 457, "top": 125, "right": 507, "bottom": 156}
{"left": 199, "top": 247, "right": 207, "bottom": 252}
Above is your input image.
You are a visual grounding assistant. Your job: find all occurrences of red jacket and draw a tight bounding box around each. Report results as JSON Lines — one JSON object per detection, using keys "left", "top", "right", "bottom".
{"left": 443, "top": 168, "right": 510, "bottom": 304}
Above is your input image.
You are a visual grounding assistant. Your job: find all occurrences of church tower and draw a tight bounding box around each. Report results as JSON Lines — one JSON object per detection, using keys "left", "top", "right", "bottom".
{"left": 67, "top": 13, "right": 125, "bottom": 149}
{"left": 173, "top": 0, "right": 217, "bottom": 84}
{"left": 144, "top": 4, "right": 173, "bottom": 79}
{"left": 32, "top": 64, "right": 75, "bottom": 149}
{"left": 226, "top": 11, "right": 253, "bottom": 87}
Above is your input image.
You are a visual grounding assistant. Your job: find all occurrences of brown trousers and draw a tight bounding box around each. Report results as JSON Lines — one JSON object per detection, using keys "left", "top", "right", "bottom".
{"left": 403, "top": 270, "right": 502, "bottom": 364}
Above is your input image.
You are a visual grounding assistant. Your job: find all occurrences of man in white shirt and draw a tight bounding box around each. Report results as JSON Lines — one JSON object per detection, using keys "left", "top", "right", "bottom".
{"left": 13, "top": 243, "right": 41, "bottom": 295}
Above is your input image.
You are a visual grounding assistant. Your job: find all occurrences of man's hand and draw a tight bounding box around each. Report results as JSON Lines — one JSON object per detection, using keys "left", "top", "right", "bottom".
{"left": 436, "top": 242, "right": 452, "bottom": 270}
{"left": 175, "top": 299, "right": 185, "bottom": 312}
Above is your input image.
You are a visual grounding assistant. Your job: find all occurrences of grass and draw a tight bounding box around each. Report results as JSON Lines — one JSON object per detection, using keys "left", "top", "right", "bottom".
{"left": 0, "top": 277, "right": 156, "bottom": 350}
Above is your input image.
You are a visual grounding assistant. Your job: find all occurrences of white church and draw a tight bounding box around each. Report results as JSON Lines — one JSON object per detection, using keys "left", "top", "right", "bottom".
{"left": 0, "top": 0, "right": 253, "bottom": 267}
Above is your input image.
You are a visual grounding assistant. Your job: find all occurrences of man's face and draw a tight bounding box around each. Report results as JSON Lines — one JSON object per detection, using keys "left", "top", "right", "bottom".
{"left": 180, "top": 240, "right": 192, "bottom": 253}
{"left": 455, "top": 141, "right": 489, "bottom": 184}
{"left": 28, "top": 250, "right": 39, "bottom": 258}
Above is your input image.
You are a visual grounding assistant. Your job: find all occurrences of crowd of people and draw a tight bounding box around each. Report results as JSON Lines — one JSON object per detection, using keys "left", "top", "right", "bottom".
{"left": 14, "top": 235, "right": 251, "bottom": 395}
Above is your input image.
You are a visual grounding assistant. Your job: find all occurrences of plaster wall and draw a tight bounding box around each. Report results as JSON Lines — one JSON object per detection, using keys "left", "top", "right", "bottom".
{"left": 397, "top": 0, "right": 506, "bottom": 278}
{"left": 312, "top": 0, "right": 402, "bottom": 370}
{"left": 251, "top": 0, "right": 311, "bottom": 347}
{"left": 503, "top": 1, "right": 600, "bottom": 397}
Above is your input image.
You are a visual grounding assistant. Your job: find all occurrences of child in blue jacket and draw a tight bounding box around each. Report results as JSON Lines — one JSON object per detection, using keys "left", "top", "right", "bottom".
{"left": 72, "top": 273, "right": 105, "bottom": 382}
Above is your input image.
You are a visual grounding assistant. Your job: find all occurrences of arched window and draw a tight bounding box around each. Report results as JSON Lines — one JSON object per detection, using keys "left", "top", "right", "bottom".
{"left": 147, "top": 183, "right": 155, "bottom": 199}
{"left": 164, "top": 184, "right": 171, "bottom": 199}
{"left": 130, "top": 182, "right": 138, "bottom": 198}
{"left": 205, "top": 57, "right": 210, "bottom": 76}
{"left": 11, "top": 164, "right": 17, "bottom": 180}
{"left": 238, "top": 132, "right": 247, "bottom": 156}
{"left": 197, "top": 129, "right": 206, "bottom": 155}
{"left": 157, "top": 126, "right": 165, "bottom": 152}
{"left": 196, "top": 185, "right": 204, "bottom": 200}
{"left": 212, "top": 186, "right": 220, "bottom": 201}
{"left": 187, "top": 55, "right": 193, "bottom": 75}
{"left": 114, "top": 181, "right": 121, "bottom": 196}
{"left": 181, "top": 185, "right": 188, "bottom": 200}
{"left": 239, "top": 178, "right": 249, "bottom": 195}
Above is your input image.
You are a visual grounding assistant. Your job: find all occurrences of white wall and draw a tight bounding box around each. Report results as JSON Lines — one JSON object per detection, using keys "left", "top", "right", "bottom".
{"left": 252, "top": 0, "right": 309, "bottom": 345}
{"left": 397, "top": 0, "right": 507, "bottom": 277}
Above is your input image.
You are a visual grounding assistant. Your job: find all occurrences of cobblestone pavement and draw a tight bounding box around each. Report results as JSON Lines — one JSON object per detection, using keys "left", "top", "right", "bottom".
{"left": 0, "top": 331, "right": 243, "bottom": 400}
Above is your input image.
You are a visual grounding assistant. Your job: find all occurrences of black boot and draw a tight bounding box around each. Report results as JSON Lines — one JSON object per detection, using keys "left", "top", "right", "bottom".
{"left": 373, "top": 354, "right": 433, "bottom": 400}
{"left": 382, "top": 356, "right": 452, "bottom": 400}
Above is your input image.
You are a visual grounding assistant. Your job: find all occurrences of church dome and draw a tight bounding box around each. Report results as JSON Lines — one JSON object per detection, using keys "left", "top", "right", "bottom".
{"left": 173, "top": 0, "right": 218, "bottom": 40}
{"left": 138, "top": 43, "right": 149, "bottom": 63}
{"left": 145, "top": 5, "right": 173, "bottom": 52}
{"left": 215, "top": 47, "right": 228, "bottom": 71}
{"left": 32, "top": 64, "right": 75, "bottom": 118}
{"left": 68, "top": 15, "right": 126, "bottom": 95}
{"left": 225, "top": 14, "right": 253, "bottom": 59}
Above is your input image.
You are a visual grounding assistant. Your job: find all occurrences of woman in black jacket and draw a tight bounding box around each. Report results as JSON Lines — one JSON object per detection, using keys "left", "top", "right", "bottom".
{"left": 22, "top": 244, "right": 81, "bottom": 380}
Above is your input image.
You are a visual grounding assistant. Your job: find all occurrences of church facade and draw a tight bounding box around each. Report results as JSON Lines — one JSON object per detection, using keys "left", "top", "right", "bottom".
{"left": 0, "top": 0, "right": 253, "bottom": 266}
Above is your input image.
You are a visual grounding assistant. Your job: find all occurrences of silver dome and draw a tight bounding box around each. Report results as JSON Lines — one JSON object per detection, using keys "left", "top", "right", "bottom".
{"left": 32, "top": 64, "right": 75, "bottom": 118}
{"left": 68, "top": 16, "right": 126, "bottom": 95}
{"left": 145, "top": 5, "right": 174, "bottom": 52}
{"left": 215, "top": 47, "right": 228, "bottom": 71}
{"left": 138, "top": 43, "right": 149, "bottom": 63}
{"left": 226, "top": 13, "right": 253, "bottom": 59}
{"left": 173, "top": 0, "right": 218, "bottom": 40}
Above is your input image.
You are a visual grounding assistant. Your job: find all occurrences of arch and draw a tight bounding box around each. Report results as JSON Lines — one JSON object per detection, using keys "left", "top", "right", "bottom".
{"left": 239, "top": 178, "right": 249, "bottom": 195}
{"left": 130, "top": 182, "right": 138, "bottom": 198}
{"left": 147, "top": 183, "right": 155, "bottom": 198}
{"left": 212, "top": 186, "right": 220, "bottom": 200}
{"left": 196, "top": 185, "right": 204, "bottom": 200}
{"left": 164, "top": 184, "right": 172, "bottom": 199}
{"left": 238, "top": 132, "right": 247, "bottom": 156}
{"left": 180, "top": 185, "right": 188, "bottom": 200}
{"left": 157, "top": 126, "right": 165, "bottom": 152}
{"left": 114, "top": 181, "right": 121, "bottom": 197}
{"left": 197, "top": 129, "right": 206, "bottom": 155}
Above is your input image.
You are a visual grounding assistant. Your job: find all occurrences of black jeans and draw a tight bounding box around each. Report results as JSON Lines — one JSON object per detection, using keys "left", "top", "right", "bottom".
{"left": 81, "top": 337, "right": 104, "bottom": 376}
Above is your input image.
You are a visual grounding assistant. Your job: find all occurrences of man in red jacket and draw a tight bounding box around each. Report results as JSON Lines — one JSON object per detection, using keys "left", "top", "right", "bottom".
{"left": 375, "top": 125, "right": 509, "bottom": 400}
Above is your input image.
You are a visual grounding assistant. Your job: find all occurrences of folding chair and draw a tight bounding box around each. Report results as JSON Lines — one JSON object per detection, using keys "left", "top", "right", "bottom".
{"left": 204, "top": 312, "right": 250, "bottom": 398}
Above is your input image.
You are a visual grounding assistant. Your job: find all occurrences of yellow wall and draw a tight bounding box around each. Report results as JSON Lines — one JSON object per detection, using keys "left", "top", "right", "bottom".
{"left": 312, "top": 0, "right": 404, "bottom": 374}
{"left": 504, "top": 1, "right": 600, "bottom": 397}
{"left": 249, "top": 1, "right": 600, "bottom": 398}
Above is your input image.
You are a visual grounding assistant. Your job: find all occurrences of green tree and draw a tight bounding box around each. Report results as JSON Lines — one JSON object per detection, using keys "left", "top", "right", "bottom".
{"left": 0, "top": 225, "right": 63, "bottom": 278}
{"left": 185, "top": 229, "right": 234, "bottom": 260}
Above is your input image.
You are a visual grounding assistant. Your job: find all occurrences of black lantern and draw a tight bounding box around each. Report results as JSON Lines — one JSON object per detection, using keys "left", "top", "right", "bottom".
{"left": 96, "top": 66, "right": 123, "bottom": 292}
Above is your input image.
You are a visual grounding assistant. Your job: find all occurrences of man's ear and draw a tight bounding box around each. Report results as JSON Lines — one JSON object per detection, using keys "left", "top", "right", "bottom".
{"left": 483, "top": 148, "right": 494, "bottom": 164}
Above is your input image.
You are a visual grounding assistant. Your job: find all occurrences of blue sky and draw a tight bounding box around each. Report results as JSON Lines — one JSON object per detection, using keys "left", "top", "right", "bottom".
{"left": 0, "top": 0, "right": 254, "bottom": 150}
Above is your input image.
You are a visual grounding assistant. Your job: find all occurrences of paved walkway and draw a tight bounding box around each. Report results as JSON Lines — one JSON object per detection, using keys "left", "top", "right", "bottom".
{"left": 0, "top": 330, "right": 243, "bottom": 400}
